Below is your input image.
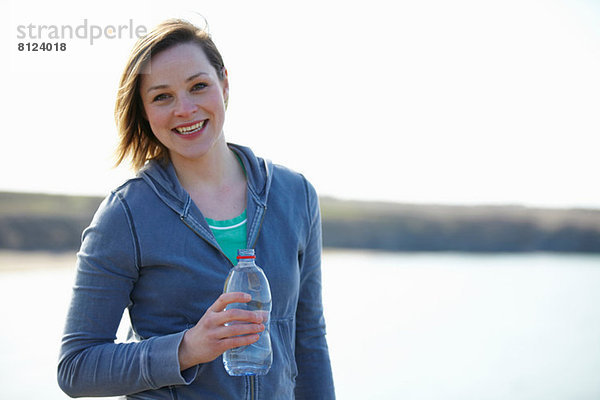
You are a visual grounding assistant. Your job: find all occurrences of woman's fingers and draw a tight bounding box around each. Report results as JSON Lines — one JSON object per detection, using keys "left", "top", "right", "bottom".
{"left": 221, "top": 333, "right": 261, "bottom": 350}
{"left": 178, "top": 293, "right": 265, "bottom": 369}
{"left": 209, "top": 292, "right": 250, "bottom": 312}
{"left": 218, "top": 320, "right": 265, "bottom": 339}
{"left": 208, "top": 293, "right": 263, "bottom": 326}
{"left": 222, "top": 308, "right": 263, "bottom": 325}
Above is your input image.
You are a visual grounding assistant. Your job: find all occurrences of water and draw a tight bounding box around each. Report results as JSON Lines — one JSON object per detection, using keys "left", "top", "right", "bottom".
{"left": 322, "top": 250, "right": 600, "bottom": 400}
{"left": 222, "top": 300, "right": 272, "bottom": 376}
{"left": 1, "top": 250, "right": 599, "bottom": 399}
{"left": 223, "top": 252, "right": 273, "bottom": 376}
{"left": 0, "top": 252, "right": 119, "bottom": 400}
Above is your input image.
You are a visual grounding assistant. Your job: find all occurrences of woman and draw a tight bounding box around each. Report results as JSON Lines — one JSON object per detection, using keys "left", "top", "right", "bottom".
{"left": 57, "top": 19, "right": 335, "bottom": 399}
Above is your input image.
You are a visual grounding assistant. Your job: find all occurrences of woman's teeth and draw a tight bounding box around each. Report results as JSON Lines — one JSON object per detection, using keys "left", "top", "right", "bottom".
{"left": 175, "top": 120, "right": 205, "bottom": 135}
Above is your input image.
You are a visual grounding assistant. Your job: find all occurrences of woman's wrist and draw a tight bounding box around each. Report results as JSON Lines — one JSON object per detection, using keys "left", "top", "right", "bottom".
{"left": 178, "top": 330, "right": 197, "bottom": 371}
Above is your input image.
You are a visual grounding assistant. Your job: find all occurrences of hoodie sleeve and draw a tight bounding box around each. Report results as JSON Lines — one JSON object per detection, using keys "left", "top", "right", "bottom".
{"left": 57, "top": 192, "right": 197, "bottom": 397}
{"left": 294, "top": 177, "right": 336, "bottom": 399}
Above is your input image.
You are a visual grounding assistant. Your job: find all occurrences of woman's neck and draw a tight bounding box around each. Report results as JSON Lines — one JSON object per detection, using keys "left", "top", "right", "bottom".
{"left": 170, "top": 140, "right": 247, "bottom": 220}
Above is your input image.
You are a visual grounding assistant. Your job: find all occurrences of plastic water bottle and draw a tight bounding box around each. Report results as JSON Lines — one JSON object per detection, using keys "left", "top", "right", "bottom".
{"left": 223, "top": 249, "right": 272, "bottom": 376}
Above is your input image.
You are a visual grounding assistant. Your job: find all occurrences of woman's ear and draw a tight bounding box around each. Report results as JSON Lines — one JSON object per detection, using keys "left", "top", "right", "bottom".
{"left": 222, "top": 67, "right": 230, "bottom": 109}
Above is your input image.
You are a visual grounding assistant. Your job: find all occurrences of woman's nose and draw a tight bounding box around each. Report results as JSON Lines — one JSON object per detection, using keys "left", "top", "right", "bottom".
{"left": 174, "top": 95, "right": 198, "bottom": 117}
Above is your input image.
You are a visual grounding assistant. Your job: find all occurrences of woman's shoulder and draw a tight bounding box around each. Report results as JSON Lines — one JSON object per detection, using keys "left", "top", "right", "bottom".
{"left": 110, "top": 176, "right": 153, "bottom": 203}
{"left": 272, "top": 162, "right": 300, "bottom": 181}
{"left": 271, "top": 162, "right": 316, "bottom": 194}
{"left": 268, "top": 162, "right": 320, "bottom": 218}
{"left": 111, "top": 159, "right": 177, "bottom": 202}
{"left": 93, "top": 174, "right": 158, "bottom": 218}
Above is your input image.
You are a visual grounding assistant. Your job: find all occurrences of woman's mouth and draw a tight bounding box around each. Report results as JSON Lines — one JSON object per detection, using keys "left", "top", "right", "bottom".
{"left": 173, "top": 120, "right": 207, "bottom": 136}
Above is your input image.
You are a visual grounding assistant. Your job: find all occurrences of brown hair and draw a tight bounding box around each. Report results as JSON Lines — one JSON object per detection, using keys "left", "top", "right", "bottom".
{"left": 114, "top": 18, "right": 226, "bottom": 170}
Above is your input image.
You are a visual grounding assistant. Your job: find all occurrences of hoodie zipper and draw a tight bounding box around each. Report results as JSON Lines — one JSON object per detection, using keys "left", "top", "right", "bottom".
{"left": 249, "top": 376, "right": 255, "bottom": 400}
{"left": 247, "top": 207, "right": 264, "bottom": 400}
{"left": 179, "top": 215, "right": 235, "bottom": 267}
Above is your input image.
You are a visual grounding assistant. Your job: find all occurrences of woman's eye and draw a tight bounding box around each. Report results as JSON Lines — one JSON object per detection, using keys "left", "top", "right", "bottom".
{"left": 192, "top": 83, "right": 208, "bottom": 91}
{"left": 152, "top": 93, "right": 170, "bottom": 102}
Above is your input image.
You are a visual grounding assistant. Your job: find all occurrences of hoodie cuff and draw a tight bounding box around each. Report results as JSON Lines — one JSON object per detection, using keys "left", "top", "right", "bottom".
{"left": 147, "top": 330, "right": 199, "bottom": 387}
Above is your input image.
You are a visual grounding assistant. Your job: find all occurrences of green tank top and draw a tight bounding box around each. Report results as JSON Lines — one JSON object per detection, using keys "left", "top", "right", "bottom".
{"left": 206, "top": 210, "right": 248, "bottom": 265}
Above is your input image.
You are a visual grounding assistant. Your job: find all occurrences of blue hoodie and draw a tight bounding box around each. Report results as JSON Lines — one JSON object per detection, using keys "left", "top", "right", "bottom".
{"left": 58, "top": 144, "right": 335, "bottom": 399}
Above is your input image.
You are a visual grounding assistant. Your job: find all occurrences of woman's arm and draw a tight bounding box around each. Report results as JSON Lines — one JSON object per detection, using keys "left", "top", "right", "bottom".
{"left": 294, "top": 178, "right": 336, "bottom": 399}
{"left": 57, "top": 192, "right": 196, "bottom": 397}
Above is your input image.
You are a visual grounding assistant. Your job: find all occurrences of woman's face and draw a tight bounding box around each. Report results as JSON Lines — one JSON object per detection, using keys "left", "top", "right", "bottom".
{"left": 139, "top": 42, "right": 229, "bottom": 164}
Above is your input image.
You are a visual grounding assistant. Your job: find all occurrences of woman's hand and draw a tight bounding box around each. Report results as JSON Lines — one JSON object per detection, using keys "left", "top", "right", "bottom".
{"left": 178, "top": 292, "right": 264, "bottom": 370}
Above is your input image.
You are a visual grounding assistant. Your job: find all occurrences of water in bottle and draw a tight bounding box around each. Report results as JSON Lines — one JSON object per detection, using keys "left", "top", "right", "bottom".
{"left": 223, "top": 248, "right": 272, "bottom": 376}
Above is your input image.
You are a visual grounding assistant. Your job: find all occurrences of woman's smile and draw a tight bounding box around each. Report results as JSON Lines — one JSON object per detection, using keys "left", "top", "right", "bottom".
{"left": 173, "top": 119, "right": 208, "bottom": 138}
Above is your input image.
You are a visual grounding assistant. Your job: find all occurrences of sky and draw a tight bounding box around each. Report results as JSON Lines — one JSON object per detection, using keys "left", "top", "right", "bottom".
{"left": 2, "top": 0, "right": 599, "bottom": 209}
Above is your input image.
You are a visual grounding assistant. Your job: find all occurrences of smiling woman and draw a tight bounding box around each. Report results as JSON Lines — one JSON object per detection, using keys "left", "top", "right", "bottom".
{"left": 57, "top": 18, "right": 335, "bottom": 400}
{"left": 139, "top": 43, "right": 229, "bottom": 166}
{"left": 114, "top": 21, "right": 227, "bottom": 171}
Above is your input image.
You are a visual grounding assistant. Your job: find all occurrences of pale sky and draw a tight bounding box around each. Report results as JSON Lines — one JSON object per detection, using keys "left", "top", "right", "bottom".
{"left": 2, "top": 0, "right": 599, "bottom": 209}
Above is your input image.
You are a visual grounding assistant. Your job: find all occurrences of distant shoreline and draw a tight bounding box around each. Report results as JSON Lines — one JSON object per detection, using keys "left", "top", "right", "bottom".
{"left": 1, "top": 191, "right": 599, "bottom": 253}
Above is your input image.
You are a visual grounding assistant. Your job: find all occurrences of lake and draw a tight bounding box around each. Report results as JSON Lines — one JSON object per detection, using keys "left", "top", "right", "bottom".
{"left": 1, "top": 250, "right": 599, "bottom": 399}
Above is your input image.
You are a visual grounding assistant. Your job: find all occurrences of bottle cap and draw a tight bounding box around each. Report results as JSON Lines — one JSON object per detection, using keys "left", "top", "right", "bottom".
{"left": 237, "top": 248, "right": 256, "bottom": 259}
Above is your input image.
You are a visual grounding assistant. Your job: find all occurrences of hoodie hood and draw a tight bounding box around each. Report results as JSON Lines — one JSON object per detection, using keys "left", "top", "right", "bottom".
{"left": 230, "top": 144, "right": 273, "bottom": 204}
{"left": 137, "top": 143, "right": 273, "bottom": 218}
